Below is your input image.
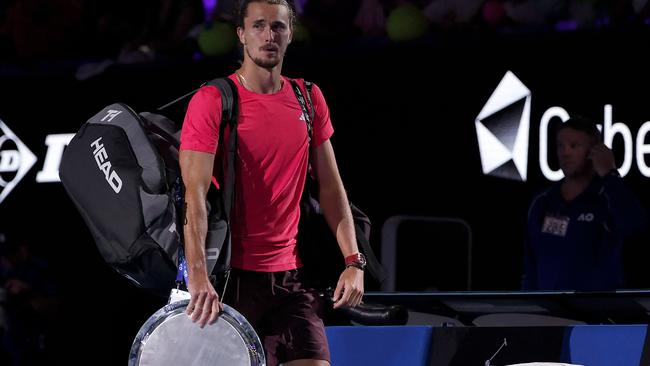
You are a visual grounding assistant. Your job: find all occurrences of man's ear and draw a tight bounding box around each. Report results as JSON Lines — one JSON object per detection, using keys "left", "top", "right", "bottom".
{"left": 237, "top": 27, "right": 246, "bottom": 45}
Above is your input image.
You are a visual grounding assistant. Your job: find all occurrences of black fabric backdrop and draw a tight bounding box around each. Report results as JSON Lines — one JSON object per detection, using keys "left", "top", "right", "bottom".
{"left": 1, "top": 28, "right": 650, "bottom": 364}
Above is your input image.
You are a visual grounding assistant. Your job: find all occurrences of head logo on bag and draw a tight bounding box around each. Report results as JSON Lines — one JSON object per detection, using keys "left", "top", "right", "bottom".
{"left": 90, "top": 137, "right": 123, "bottom": 193}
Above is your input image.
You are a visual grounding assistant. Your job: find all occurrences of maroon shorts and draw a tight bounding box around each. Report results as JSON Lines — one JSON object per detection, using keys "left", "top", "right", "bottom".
{"left": 222, "top": 268, "right": 330, "bottom": 365}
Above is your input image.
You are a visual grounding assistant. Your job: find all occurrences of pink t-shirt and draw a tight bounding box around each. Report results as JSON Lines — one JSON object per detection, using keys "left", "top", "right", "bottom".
{"left": 180, "top": 74, "right": 334, "bottom": 272}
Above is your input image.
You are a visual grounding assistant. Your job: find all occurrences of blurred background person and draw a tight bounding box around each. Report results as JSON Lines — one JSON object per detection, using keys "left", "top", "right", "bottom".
{"left": 522, "top": 116, "right": 647, "bottom": 291}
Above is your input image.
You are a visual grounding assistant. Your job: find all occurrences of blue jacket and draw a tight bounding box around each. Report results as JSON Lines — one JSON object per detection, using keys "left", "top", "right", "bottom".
{"left": 522, "top": 174, "right": 647, "bottom": 291}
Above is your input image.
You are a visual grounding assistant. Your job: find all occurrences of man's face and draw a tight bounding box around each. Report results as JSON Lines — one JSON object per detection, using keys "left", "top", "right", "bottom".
{"left": 556, "top": 127, "right": 595, "bottom": 178}
{"left": 238, "top": 2, "right": 292, "bottom": 69}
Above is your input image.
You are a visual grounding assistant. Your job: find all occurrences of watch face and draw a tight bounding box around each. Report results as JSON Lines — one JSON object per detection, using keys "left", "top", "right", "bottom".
{"left": 358, "top": 253, "right": 367, "bottom": 266}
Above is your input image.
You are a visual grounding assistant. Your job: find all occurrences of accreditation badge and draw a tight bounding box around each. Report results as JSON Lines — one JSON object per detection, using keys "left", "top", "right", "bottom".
{"left": 541, "top": 215, "right": 570, "bottom": 237}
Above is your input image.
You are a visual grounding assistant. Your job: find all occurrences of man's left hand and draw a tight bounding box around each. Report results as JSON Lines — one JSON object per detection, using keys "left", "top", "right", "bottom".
{"left": 332, "top": 266, "right": 364, "bottom": 309}
{"left": 590, "top": 143, "right": 617, "bottom": 177}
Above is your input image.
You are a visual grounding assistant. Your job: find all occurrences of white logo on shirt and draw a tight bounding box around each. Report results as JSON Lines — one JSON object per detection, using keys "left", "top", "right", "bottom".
{"left": 577, "top": 213, "right": 594, "bottom": 222}
{"left": 299, "top": 113, "right": 306, "bottom": 122}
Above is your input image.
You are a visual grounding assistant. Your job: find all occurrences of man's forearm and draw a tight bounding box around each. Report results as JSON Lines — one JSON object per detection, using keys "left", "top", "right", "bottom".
{"left": 183, "top": 194, "right": 209, "bottom": 278}
{"left": 319, "top": 187, "right": 358, "bottom": 258}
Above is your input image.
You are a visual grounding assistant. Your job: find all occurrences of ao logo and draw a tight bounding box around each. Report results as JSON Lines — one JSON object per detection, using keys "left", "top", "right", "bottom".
{"left": 476, "top": 71, "right": 650, "bottom": 181}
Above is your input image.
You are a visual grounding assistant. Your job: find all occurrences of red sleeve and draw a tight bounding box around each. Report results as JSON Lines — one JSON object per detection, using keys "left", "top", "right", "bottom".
{"left": 180, "top": 85, "right": 222, "bottom": 154}
{"left": 309, "top": 83, "right": 334, "bottom": 148}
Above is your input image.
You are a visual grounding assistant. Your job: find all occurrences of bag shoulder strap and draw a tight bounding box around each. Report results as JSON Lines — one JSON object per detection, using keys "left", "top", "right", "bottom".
{"left": 159, "top": 77, "right": 238, "bottom": 289}
{"left": 205, "top": 77, "right": 238, "bottom": 224}
{"left": 190, "top": 77, "right": 239, "bottom": 279}
{"left": 304, "top": 80, "right": 314, "bottom": 124}
{"left": 206, "top": 78, "right": 238, "bottom": 137}
{"left": 289, "top": 79, "right": 314, "bottom": 144}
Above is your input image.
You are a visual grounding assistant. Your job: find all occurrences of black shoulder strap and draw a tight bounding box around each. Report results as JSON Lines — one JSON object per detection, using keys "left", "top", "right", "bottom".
{"left": 304, "top": 81, "right": 314, "bottom": 124}
{"left": 154, "top": 77, "right": 238, "bottom": 281}
{"left": 206, "top": 78, "right": 238, "bottom": 224}
{"left": 201, "top": 78, "right": 239, "bottom": 278}
{"left": 290, "top": 79, "right": 314, "bottom": 144}
{"left": 205, "top": 78, "right": 238, "bottom": 224}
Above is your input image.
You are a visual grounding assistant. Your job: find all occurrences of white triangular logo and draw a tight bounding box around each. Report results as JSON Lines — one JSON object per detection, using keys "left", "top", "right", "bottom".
{"left": 475, "top": 121, "right": 512, "bottom": 174}
{"left": 475, "top": 71, "right": 531, "bottom": 181}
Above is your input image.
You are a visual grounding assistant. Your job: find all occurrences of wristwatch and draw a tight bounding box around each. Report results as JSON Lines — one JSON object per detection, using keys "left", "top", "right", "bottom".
{"left": 345, "top": 253, "right": 366, "bottom": 271}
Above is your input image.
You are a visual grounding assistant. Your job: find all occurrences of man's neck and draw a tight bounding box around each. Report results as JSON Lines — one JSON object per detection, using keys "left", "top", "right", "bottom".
{"left": 238, "top": 61, "right": 283, "bottom": 94}
{"left": 561, "top": 170, "right": 595, "bottom": 202}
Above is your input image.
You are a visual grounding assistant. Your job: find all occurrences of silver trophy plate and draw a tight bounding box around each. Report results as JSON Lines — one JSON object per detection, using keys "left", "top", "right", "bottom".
{"left": 129, "top": 299, "right": 265, "bottom": 366}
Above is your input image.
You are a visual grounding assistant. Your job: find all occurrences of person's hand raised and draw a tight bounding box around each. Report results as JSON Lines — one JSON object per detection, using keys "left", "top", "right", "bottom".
{"left": 589, "top": 143, "right": 617, "bottom": 177}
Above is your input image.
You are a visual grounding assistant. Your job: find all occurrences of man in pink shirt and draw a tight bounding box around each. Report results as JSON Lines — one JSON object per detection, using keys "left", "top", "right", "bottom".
{"left": 179, "top": 1, "right": 365, "bottom": 365}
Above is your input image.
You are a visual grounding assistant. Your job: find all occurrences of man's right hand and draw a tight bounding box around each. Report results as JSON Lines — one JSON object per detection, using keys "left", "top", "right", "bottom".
{"left": 180, "top": 150, "right": 223, "bottom": 328}
{"left": 186, "top": 274, "right": 223, "bottom": 328}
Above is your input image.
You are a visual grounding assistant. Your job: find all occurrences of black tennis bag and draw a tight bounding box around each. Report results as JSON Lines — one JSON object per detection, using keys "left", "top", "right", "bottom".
{"left": 60, "top": 79, "right": 238, "bottom": 297}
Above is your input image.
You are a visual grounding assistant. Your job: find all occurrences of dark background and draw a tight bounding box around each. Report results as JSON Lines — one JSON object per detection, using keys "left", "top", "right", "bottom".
{"left": 2, "top": 4, "right": 650, "bottom": 364}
